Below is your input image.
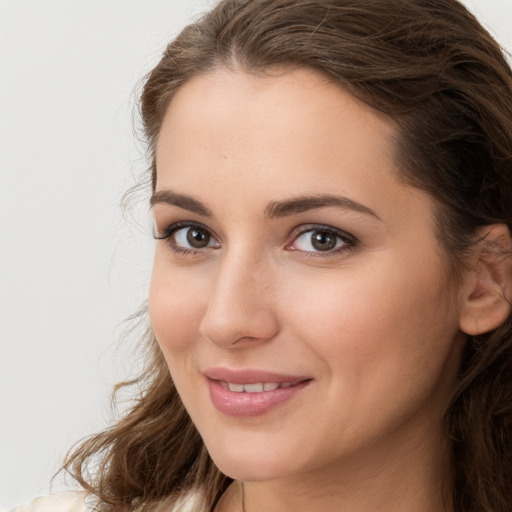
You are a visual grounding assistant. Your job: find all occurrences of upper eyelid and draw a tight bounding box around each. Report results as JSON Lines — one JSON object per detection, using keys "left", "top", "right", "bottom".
{"left": 289, "top": 224, "right": 356, "bottom": 242}
{"left": 153, "top": 220, "right": 217, "bottom": 240}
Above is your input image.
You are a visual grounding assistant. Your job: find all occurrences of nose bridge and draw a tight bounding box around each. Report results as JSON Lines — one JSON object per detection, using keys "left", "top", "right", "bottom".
{"left": 199, "top": 246, "right": 279, "bottom": 348}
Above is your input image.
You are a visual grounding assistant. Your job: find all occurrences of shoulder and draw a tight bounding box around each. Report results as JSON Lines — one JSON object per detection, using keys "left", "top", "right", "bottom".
{"left": 10, "top": 492, "right": 90, "bottom": 512}
{"left": 11, "top": 489, "right": 203, "bottom": 512}
{"left": 171, "top": 490, "right": 204, "bottom": 512}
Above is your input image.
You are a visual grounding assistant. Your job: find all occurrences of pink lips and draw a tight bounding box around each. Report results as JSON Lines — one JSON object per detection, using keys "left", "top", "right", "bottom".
{"left": 204, "top": 368, "right": 311, "bottom": 417}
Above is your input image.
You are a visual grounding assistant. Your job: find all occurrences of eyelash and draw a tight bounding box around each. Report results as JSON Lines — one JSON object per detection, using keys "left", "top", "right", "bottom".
{"left": 153, "top": 222, "right": 358, "bottom": 258}
{"left": 153, "top": 221, "right": 219, "bottom": 256}
{"left": 286, "top": 224, "right": 357, "bottom": 257}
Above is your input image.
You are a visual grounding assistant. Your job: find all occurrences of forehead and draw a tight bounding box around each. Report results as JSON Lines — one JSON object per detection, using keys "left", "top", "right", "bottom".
{"left": 154, "top": 67, "right": 435, "bottom": 233}
{"left": 156, "top": 67, "right": 396, "bottom": 182}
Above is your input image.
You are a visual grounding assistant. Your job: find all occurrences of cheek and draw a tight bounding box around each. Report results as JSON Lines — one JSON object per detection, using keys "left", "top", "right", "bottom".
{"left": 281, "top": 260, "right": 461, "bottom": 444}
{"left": 282, "top": 253, "right": 459, "bottom": 381}
{"left": 148, "top": 256, "right": 207, "bottom": 357}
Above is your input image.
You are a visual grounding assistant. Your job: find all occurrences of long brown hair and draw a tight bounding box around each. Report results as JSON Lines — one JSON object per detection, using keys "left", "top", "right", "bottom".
{"left": 64, "top": 1, "right": 512, "bottom": 511}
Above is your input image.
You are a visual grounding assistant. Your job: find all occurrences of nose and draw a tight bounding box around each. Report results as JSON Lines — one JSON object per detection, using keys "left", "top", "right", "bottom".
{"left": 199, "top": 252, "right": 280, "bottom": 349}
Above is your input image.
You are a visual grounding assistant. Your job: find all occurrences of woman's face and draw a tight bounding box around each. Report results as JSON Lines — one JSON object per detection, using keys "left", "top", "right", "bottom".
{"left": 149, "top": 68, "right": 466, "bottom": 483}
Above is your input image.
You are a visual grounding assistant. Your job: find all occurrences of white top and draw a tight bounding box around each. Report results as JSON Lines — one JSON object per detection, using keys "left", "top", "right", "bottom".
{"left": 10, "top": 490, "right": 202, "bottom": 512}
{"left": 10, "top": 492, "right": 88, "bottom": 512}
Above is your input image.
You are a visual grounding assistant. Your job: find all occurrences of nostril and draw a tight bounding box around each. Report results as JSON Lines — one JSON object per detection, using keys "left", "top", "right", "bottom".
{"left": 199, "top": 305, "right": 279, "bottom": 349}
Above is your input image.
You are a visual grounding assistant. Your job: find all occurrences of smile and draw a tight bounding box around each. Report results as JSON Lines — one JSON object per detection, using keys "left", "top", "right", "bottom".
{"left": 203, "top": 368, "right": 312, "bottom": 417}
{"left": 220, "top": 381, "right": 294, "bottom": 393}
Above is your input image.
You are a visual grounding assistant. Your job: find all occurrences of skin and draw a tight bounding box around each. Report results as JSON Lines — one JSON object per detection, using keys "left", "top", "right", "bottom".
{"left": 149, "top": 67, "right": 469, "bottom": 512}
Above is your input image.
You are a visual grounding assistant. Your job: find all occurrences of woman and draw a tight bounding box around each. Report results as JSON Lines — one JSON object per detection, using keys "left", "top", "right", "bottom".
{"left": 15, "top": 0, "right": 512, "bottom": 511}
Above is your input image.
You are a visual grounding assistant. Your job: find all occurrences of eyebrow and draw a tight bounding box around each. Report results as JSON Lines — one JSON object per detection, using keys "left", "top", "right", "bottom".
{"left": 265, "top": 194, "right": 381, "bottom": 220}
{"left": 150, "top": 189, "right": 380, "bottom": 221}
{"left": 150, "top": 189, "right": 213, "bottom": 217}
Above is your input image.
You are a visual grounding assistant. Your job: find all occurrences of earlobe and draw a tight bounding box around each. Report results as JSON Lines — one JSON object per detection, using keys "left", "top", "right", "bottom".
{"left": 459, "top": 224, "right": 512, "bottom": 336}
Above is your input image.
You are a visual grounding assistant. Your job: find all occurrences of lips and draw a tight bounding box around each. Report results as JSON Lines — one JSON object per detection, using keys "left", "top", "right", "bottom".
{"left": 204, "top": 368, "right": 312, "bottom": 417}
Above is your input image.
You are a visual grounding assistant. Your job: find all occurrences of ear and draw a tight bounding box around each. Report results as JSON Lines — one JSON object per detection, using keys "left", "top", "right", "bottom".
{"left": 459, "top": 224, "right": 512, "bottom": 336}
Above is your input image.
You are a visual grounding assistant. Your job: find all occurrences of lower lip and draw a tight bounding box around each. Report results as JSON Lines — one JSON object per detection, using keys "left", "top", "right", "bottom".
{"left": 207, "top": 379, "right": 311, "bottom": 417}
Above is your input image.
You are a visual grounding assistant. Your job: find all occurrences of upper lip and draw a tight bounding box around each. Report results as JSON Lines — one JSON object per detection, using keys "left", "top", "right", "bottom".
{"left": 203, "top": 367, "right": 311, "bottom": 385}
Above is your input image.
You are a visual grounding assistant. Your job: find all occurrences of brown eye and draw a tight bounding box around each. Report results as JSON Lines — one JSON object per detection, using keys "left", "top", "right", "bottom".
{"left": 170, "top": 225, "right": 219, "bottom": 251}
{"left": 290, "top": 226, "right": 354, "bottom": 255}
{"left": 310, "top": 230, "right": 337, "bottom": 251}
{"left": 186, "top": 227, "right": 212, "bottom": 248}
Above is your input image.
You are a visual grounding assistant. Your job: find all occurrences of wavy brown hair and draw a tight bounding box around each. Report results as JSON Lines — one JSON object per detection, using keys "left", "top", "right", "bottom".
{"left": 64, "top": 1, "right": 512, "bottom": 511}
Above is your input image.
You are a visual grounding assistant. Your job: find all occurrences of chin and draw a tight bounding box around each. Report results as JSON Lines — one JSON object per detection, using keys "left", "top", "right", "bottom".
{"left": 205, "top": 439, "right": 296, "bottom": 482}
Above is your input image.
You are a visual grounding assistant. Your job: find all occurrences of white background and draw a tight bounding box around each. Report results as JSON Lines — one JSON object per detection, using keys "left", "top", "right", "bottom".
{"left": 0, "top": 0, "right": 510, "bottom": 509}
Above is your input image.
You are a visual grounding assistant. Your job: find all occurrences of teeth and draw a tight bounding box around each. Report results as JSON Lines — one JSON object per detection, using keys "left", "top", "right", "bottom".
{"left": 244, "top": 383, "right": 264, "bottom": 393}
{"left": 227, "top": 383, "right": 244, "bottom": 392}
{"left": 225, "top": 382, "right": 292, "bottom": 393}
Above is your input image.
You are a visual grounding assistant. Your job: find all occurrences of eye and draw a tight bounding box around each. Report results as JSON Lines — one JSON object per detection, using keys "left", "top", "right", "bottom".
{"left": 288, "top": 226, "right": 355, "bottom": 255}
{"left": 174, "top": 226, "right": 217, "bottom": 249}
{"left": 154, "top": 222, "right": 220, "bottom": 253}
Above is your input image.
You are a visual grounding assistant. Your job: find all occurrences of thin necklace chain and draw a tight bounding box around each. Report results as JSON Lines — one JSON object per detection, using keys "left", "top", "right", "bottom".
{"left": 241, "top": 482, "right": 247, "bottom": 512}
